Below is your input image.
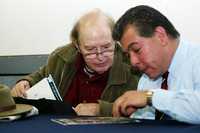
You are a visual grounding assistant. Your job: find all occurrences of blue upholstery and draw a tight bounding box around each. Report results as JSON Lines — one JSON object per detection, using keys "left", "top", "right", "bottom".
{"left": 0, "top": 55, "right": 48, "bottom": 87}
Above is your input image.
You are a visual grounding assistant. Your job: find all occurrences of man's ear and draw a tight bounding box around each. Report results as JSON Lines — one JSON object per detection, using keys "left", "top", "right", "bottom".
{"left": 74, "top": 40, "right": 81, "bottom": 52}
{"left": 154, "top": 26, "right": 168, "bottom": 46}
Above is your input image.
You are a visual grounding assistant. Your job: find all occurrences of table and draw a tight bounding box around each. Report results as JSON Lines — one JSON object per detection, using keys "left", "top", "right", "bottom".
{"left": 1, "top": 115, "right": 200, "bottom": 133}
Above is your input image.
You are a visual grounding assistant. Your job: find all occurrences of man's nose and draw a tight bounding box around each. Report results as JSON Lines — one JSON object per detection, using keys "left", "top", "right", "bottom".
{"left": 96, "top": 53, "right": 104, "bottom": 61}
{"left": 96, "top": 48, "right": 104, "bottom": 60}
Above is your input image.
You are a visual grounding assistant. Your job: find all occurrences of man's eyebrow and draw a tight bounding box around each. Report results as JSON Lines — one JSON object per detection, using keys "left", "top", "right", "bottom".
{"left": 102, "top": 42, "right": 112, "bottom": 46}
{"left": 84, "top": 45, "right": 95, "bottom": 49}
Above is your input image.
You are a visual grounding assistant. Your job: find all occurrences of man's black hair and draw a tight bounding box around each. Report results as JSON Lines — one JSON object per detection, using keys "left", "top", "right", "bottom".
{"left": 113, "top": 5, "right": 180, "bottom": 41}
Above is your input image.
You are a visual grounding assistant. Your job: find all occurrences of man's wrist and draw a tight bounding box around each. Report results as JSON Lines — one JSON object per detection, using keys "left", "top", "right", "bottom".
{"left": 144, "top": 91, "right": 154, "bottom": 105}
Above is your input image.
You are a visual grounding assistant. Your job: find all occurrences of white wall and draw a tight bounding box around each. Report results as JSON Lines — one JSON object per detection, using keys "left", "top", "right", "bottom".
{"left": 0, "top": 0, "right": 200, "bottom": 55}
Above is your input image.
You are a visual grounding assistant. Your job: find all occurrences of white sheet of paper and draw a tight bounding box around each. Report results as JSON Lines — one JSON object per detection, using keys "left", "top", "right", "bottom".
{"left": 26, "top": 78, "right": 56, "bottom": 100}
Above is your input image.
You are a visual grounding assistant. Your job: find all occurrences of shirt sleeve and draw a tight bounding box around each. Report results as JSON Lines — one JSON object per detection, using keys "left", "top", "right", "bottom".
{"left": 152, "top": 53, "right": 200, "bottom": 124}
{"left": 152, "top": 89, "right": 200, "bottom": 124}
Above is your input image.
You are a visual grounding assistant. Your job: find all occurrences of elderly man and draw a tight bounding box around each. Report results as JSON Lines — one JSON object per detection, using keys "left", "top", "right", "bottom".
{"left": 112, "top": 5, "right": 200, "bottom": 124}
{"left": 11, "top": 9, "right": 139, "bottom": 116}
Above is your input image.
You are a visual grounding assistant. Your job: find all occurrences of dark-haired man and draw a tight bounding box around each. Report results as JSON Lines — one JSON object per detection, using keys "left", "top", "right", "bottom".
{"left": 112, "top": 5, "right": 200, "bottom": 124}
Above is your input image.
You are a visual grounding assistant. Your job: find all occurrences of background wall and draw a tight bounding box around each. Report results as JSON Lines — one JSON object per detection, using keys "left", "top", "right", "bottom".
{"left": 0, "top": 0, "right": 199, "bottom": 55}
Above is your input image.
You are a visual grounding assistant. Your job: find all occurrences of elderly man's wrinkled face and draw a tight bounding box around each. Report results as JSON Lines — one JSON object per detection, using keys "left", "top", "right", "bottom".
{"left": 79, "top": 24, "right": 115, "bottom": 74}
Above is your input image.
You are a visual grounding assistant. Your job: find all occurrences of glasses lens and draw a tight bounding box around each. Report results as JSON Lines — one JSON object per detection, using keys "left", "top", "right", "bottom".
{"left": 83, "top": 44, "right": 115, "bottom": 59}
{"left": 85, "top": 54, "right": 97, "bottom": 59}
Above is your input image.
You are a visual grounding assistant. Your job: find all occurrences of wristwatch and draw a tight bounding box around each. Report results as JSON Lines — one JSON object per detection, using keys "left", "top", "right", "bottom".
{"left": 145, "top": 91, "right": 154, "bottom": 105}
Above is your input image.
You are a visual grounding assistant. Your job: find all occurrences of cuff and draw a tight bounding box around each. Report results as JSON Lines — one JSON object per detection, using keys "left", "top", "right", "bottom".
{"left": 152, "top": 89, "right": 174, "bottom": 111}
{"left": 98, "top": 100, "right": 113, "bottom": 116}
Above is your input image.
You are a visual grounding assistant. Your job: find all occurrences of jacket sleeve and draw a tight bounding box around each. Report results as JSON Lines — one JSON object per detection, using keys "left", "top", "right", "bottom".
{"left": 98, "top": 67, "right": 141, "bottom": 116}
{"left": 18, "top": 48, "right": 62, "bottom": 87}
{"left": 20, "top": 65, "right": 47, "bottom": 86}
{"left": 98, "top": 100, "right": 113, "bottom": 116}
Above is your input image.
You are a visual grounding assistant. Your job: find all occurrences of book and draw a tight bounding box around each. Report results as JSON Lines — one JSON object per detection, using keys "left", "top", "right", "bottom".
{"left": 51, "top": 117, "right": 141, "bottom": 126}
{"left": 26, "top": 75, "right": 62, "bottom": 101}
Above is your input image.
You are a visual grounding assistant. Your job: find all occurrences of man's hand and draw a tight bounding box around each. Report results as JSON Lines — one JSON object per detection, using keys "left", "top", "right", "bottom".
{"left": 73, "top": 103, "right": 100, "bottom": 116}
{"left": 11, "top": 80, "right": 30, "bottom": 98}
{"left": 112, "top": 90, "right": 148, "bottom": 117}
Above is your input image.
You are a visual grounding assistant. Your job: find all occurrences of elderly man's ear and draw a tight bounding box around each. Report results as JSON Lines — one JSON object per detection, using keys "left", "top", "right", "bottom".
{"left": 74, "top": 41, "right": 81, "bottom": 52}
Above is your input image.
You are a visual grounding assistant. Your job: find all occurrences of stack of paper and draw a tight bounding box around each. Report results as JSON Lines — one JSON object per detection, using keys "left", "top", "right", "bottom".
{"left": 0, "top": 106, "right": 39, "bottom": 122}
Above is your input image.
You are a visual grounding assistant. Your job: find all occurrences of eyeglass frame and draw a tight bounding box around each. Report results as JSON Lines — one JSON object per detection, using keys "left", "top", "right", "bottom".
{"left": 77, "top": 42, "right": 115, "bottom": 59}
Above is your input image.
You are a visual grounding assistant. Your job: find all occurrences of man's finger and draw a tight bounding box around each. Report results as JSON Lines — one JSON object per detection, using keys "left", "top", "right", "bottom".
{"left": 125, "top": 106, "right": 136, "bottom": 116}
{"left": 112, "top": 98, "right": 123, "bottom": 117}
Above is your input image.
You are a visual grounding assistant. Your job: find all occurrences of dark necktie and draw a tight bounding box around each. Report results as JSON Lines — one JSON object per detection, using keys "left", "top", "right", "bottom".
{"left": 161, "top": 72, "right": 169, "bottom": 90}
{"left": 155, "top": 71, "right": 169, "bottom": 120}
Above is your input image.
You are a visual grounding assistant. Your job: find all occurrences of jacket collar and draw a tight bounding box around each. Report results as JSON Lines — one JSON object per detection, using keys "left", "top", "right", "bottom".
{"left": 107, "top": 44, "right": 128, "bottom": 86}
{"left": 57, "top": 43, "right": 78, "bottom": 65}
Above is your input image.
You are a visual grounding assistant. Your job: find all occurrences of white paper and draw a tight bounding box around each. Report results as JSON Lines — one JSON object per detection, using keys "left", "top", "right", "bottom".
{"left": 26, "top": 76, "right": 59, "bottom": 100}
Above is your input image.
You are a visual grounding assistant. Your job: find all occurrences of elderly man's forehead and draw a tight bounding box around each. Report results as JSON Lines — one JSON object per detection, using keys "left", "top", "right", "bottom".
{"left": 79, "top": 17, "right": 112, "bottom": 42}
{"left": 79, "top": 27, "right": 113, "bottom": 46}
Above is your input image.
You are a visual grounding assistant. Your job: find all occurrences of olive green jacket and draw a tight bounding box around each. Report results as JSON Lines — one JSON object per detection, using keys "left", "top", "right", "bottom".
{"left": 22, "top": 43, "right": 140, "bottom": 116}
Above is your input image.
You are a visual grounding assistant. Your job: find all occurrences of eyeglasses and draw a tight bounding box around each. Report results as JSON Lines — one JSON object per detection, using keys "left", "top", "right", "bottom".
{"left": 84, "top": 49, "right": 114, "bottom": 59}
{"left": 81, "top": 45, "right": 115, "bottom": 60}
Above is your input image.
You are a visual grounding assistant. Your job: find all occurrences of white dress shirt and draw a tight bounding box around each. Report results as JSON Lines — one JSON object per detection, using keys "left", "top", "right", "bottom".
{"left": 131, "top": 39, "right": 200, "bottom": 124}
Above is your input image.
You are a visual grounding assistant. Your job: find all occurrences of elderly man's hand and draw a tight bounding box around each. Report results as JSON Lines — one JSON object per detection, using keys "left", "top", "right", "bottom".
{"left": 74, "top": 103, "right": 100, "bottom": 116}
{"left": 11, "top": 80, "right": 30, "bottom": 98}
{"left": 112, "top": 90, "right": 147, "bottom": 117}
